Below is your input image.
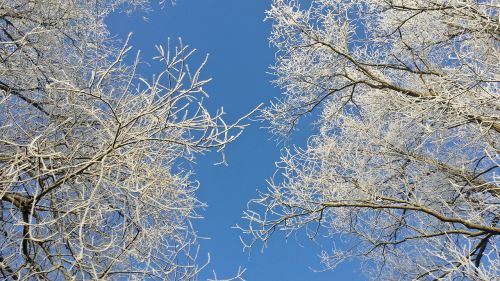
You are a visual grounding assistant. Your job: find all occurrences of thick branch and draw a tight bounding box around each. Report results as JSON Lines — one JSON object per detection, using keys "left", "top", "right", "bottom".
{"left": 320, "top": 201, "right": 500, "bottom": 234}
{"left": 0, "top": 82, "right": 49, "bottom": 116}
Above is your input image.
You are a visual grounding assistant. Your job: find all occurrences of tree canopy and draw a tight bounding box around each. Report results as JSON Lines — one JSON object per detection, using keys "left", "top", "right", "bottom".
{"left": 0, "top": 1, "right": 245, "bottom": 279}
{"left": 243, "top": 0, "right": 499, "bottom": 280}
{"left": 1, "top": 0, "right": 499, "bottom": 280}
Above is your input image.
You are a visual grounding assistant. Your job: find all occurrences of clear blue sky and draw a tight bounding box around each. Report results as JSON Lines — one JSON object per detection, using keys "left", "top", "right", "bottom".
{"left": 107, "top": 1, "right": 365, "bottom": 280}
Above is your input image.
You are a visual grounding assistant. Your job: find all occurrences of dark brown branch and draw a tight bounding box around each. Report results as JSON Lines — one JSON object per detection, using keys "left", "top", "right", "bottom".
{"left": 0, "top": 82, "right": 49, "bottom": 116}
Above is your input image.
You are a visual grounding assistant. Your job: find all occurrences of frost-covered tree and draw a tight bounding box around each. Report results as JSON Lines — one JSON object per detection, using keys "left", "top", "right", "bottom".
{"left": 0, "top": 1, "right": 246, "bottom": 279}
{"left": 243, "top": 1, "right": 499, "bottom": 280}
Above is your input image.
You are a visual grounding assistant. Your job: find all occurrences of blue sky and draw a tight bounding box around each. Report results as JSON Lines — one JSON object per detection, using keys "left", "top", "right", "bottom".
{"left": 107, "top": 1, "right": 365, "bottom": 280}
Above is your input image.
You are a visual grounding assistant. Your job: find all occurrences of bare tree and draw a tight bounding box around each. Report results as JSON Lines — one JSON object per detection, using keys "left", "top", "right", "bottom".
{"left": 0, "top": 1, "right": 247, "bottom": 280}
{"left": 242, "top": 1, "right": 499, "bottom": 280}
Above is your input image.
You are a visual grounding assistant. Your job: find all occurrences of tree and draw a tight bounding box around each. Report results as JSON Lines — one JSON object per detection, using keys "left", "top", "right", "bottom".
{"left": 242, "top": 0, "right": 499, "bottom": 280}
{"left": 0, "top": 1, "right": 246, "bottom": 279}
